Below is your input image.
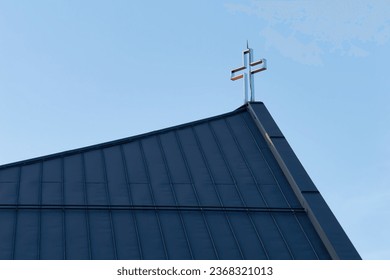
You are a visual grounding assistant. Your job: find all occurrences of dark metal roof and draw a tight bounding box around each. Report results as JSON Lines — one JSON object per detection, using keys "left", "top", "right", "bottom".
{"left": 0, "top": 102, "right": 360, "bottom": 260}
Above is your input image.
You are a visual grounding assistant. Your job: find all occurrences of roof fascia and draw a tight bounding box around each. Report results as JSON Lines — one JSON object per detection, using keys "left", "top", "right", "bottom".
{"left": 246, "top": 102, "right": 361, "bottom": 260}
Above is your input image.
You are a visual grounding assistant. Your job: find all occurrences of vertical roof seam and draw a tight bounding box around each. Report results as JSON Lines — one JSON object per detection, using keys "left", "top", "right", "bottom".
{"left": 209, "top": 119, "right": 270, "bottom": 259}
{"left": 60, "top": 157, "right": 67, "bottom": 260}
{"left": 11, "top": 166, "right": 22, "bottom": 260}
{"left": 191, "top": 125, "right": 245, "bottom": 260}
{"left": 101, "top": 149, "right": 119, "bottom": 260}
{"left": 37, "top": 161, "right": 43, "bottom": 259}
{"left": 173, "top": 129, "right": 220, "bottom": 259}
{"left": 138, "top": 140, "right": 169, "bottom": 259}
{"left": 156, "top": 134, "right": 195, "bottom": 259}
{"left": 81, "top": 153, "right": 93, "bottom": 259}
{"left": 119, "top": 144, "right": 143, "bottom": 259}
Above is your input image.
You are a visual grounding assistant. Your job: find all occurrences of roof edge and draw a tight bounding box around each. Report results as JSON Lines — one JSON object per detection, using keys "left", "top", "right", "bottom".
{"left": 0, "top": 105, "right": 248, "bottom": 170}
{"left": 247, "top": 102, "right": 361, "bottom": 260}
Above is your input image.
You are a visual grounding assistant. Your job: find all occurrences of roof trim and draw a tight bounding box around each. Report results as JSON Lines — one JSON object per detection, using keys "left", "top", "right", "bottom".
{"left": 246, "top": 102, "right": 361, "bottom": 260}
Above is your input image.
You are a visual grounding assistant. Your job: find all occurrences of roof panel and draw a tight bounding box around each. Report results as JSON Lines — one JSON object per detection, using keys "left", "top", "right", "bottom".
{"left": 40, "top": 211, "right": 64, "bottom": 260}
{"left": 65, "top": 210, "right": 91, "bottom": 260}
{"left": 64, "top": 182, "right": 85, "bottom": 205}
{"left": 89, "top": 211, "right": 116, "bottom": 260}
{"left": 194, "top": 123, "right": 234, "bottom": 185}
{"left": 135, "top": 211, "right": 168, "bottom": 259}
{"left": 236, "top": 183, "right": 267, "bottom": 208}
{"left": 141, "top": 136, "right": 171, "bottom": 186}
{"left": 64, "top": 155, "right": 83, "bottom": 183}
{"left": 260, "top": 184, "right": 291, "bottom": 208}
{"left": 86, "top": 183, "right": 108, "bottom": 205}
{"left": 42, "top": 159, "right": 61, "bottom": 182}
{"left": 130, "top": 183, "right": 154, "bottom": 206}
{"left": 227, "top": 212, "right": 268, "bottom": 259}
{"left": 176, "top": 127, "right": 214, "bottom": 185}
{"left": 0, "top": 182, "right": 18, "bottom": 204}
{"left": 150, "top": 183, "right": 178, "bottom": 206}
{"left": 19, "top": 164, "right": 41, "bottom": 205}
{"left": 159, "top": 131, "right": 192, "bottom": 184}
{"left": 204, "top": 211, "right": 244, "bottom": 259}
{"left": 250, "top": 212, "right": 293, "bottom": 259}
{"left": 0, "top": 102, "right": 360, "bottom": 259}
{"left": 14, "top": 210, "right": 39, "bottom": 260}
{"left": 159, "top": 211, "right": 193, "bottom": 259}
{"left": 122, "top": 142, "right": 148, "bottom": 184}
{"left": 240, "top": 111, "right": 269, "bottom": 149}
{"left": 173, "top": 183, "right": 200, "bottom": 207}
{"left": 42, "top": 182, "right": 62, "bottom": 204}
{"left": 112, "top": 211, "right": 141, "bottom": 259}
{"left": 210, "top": 118, "right": 256, "bottom": 186}
{"left": 273, "top": 212, "right": 320, "bottom": 260}
{"left": 216, "top": 184, "right": 245, "bottom": 207}
{"left": 103, "top": 146, "right": 127, "bottom": 185}
{"left": 182, "top": 211, "right": 218, "bottom": 259}
{"left": 84, "top": 150, "right": 105, "bottom": 183}
{"left": 0, "top": 166, "right": 19, "bottom": 182}
{"left": 0, "top": 210, "right": 14, "bottom": 259}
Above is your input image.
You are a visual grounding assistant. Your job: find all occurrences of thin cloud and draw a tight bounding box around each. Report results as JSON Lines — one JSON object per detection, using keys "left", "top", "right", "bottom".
{"left": 261, "top": 26, "right": 323, "bottom": 65}
{"left": 227, "top": 0, "right": 390, "bottom": 64}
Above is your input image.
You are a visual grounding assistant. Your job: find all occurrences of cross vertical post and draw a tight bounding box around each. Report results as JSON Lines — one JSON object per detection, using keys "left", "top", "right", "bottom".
{"left": 231, "top": 45, "right": 267, "bottom": 103}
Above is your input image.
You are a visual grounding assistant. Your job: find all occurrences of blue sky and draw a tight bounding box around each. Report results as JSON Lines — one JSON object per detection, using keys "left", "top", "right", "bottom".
{"left": 0, "top": 0, "right": 389, "bottom": 259}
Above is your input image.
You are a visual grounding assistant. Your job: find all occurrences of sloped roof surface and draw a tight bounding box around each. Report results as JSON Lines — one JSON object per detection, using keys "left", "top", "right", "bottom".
{"left": 0, "top": 102, "right": 360, "bottom": 260}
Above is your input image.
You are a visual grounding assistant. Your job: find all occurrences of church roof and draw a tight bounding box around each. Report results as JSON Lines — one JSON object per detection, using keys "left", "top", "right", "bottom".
{"left": 0, "top": 102, "right": 360, "bottom": 259}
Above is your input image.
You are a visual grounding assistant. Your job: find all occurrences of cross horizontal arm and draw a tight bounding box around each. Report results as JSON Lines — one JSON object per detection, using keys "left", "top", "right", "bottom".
{"left": 251, "top": 58, "right": 267, "bottom": 74}
{"left": 231, "top": 74, "right": 244, "bottom": 81}
{"left": 250, "top": 59, "right": 265, "bottom": 67}
{"left": 231, "top": 66, "right": 246, "bottom": 73}
{"left": 251, "top": 67, "right": 267, "bottom": 75}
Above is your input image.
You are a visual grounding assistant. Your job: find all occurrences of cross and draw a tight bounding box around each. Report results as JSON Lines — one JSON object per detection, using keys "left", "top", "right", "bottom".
{"left": 231, "top": 43, "right": 267, "bottom": 103}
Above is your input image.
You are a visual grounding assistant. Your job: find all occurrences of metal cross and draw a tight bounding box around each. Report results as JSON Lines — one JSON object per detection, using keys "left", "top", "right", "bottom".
{"left": 231, "top": 43, "right": 267, "bottom": 103}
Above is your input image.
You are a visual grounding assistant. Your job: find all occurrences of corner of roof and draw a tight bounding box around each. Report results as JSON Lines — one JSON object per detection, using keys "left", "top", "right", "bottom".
{"left": 235, "top": 101, "right": 264, "bottom": 111}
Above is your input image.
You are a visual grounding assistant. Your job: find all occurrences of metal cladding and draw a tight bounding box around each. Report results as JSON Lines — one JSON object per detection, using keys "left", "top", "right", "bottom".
{"left": 0, "top": 102, "right": 361, "bottom": 260}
